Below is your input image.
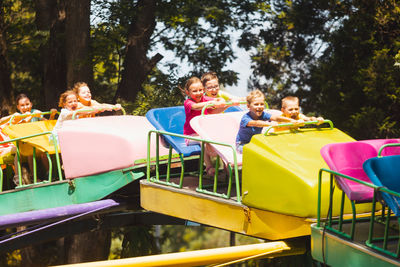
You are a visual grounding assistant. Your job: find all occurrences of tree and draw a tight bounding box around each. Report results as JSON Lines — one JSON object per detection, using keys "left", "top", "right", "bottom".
{"left": 92, "top": 0, "right": 266, "bottom": 104}
{"left": 244, "top": 0, "right": 400, "bottom": 139}
{"left": 35, "top": 0, "right": 67, "bottom": 107}
{"left": 0, "top": 1, "right": 14, "bottom": 112}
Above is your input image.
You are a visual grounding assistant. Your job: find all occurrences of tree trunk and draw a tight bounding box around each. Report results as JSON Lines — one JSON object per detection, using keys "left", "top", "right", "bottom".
{"left": 115, "top": 0, "right": 163, "bottom": 103}
{"left": 64, "top": 230, "right": 111, "bottom": 263}
{"left": 0, "top": 2, "right": 14, "bottom": 113}
{"left": 65, "top": 0, "right": 92, "bottom": 88}
{"left": 35, "top": 0, "right": 67, "bottom": 108}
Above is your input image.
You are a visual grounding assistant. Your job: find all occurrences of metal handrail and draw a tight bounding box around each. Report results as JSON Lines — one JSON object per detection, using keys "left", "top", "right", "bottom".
{"left": 9, "top": 111, "right": 60, "bottom": 125}
{"left": 0, "top": 131, "right": 62, "bottom": 189}
{"left": 201, "top": 101, "right": 246, "bottom": 115}
{"left": 317, "top": 167, "right": 400, "bottom": 258}
{"left": 264, "top": 120, "right": 334, "bottom": 136}
{"left": 147, "top": 129, "right": 242, "bottom": 203}
{"left": 378, "top": 143, "right": 400, "bottom": 157}
{"left": 71, "top": 106, "right": 126, "bottom": 120}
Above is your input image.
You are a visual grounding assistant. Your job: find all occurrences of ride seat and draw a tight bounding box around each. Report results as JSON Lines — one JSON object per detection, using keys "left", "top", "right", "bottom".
{"left": 190, "top": 111, "right": 245, "bottom": 166}
{"left": 364, "top": 155, "right": 400, "bottom": 216}
{"left": 320, "top": 142, "right": 377, "bottom": 202}
{"left": 146, "top": 106, "right": 201, "bottom": 157}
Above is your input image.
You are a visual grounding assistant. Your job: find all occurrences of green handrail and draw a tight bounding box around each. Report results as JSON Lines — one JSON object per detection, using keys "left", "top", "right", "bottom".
{"left": 264, "top": 120, "right": 334, "bottom": 136}
{"left": 317, "top": 167, "right": 400, "bottom": 257}
{"left": 200, "top": 101, "right": 247, "bottom": 115}
{"left": 9, "top": 111, "right": 60, "bottom": 125}
{"left": 378, "top": 143, "right": 400, "bottom": 157}
{"left": 147, "top": 129, "right": 242, "bottom": 203}
{"left": 317, "top": 168, "right": 397, "bottom": 226}
{"left": 72, "top": 106, "right": 126, "bottom": 120}
{"left": 0, "top": 131, "right": 63, "bottom": 189}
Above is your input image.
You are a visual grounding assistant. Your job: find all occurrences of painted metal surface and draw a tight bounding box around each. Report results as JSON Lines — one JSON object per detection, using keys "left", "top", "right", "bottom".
{"left": 59, "top": 115, "right": 174, "bottom": 179}
{"left": 3, "top": 120, "right": 58, "bottom": 154}
{"left": 0, "top": 169, "right": 142, "bottom": 216}
{"left": 241, "top": 127, "right": 372, "bottom": 218}
{"left": 0, "top": 199, "right": 120, "bottom": 229}
{"left": 140, "top": 180, "right": 311, "bottom": 240}
{"left": 58, "top": 241, "right": 290, "bottom": 267}
{"left": 311, "top": 224, "right": 400, "bottom": 266}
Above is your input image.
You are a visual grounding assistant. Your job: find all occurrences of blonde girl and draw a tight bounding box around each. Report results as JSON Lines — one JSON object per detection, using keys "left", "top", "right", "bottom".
{"left": 73, "top": 82, "right": 121, "bottom": 113}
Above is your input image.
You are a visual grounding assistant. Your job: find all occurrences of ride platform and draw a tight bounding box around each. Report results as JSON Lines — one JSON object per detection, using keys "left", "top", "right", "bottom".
{"left": 0, "top": 167, "right": 143, "bottom": 216}
{"left": 311, "top": 221, "right": 400, "bottom": 266}
{"left": 140, "top": 177, "right": 311, "bottom": 240}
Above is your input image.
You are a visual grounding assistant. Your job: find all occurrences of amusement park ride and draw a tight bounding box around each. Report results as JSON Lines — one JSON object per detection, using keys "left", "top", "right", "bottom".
{"left": 0, "top": 104, "right": 400, "bottom": 266}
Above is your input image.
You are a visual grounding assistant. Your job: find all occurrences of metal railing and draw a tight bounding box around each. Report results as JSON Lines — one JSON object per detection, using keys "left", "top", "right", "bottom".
{"left": 317, "top": 168, "right": 400, "bottom": 258}
{"left": 72, "top": 106, "right": 126, "bottom": 120}
{"left": 264, "top": 120, "right": 334, "bottom": 135}
{"left": 147, "top": 130, "right": 242, "bottom": 202}
{"left": 0, "top": 131, "right": 62, "bottom": 190}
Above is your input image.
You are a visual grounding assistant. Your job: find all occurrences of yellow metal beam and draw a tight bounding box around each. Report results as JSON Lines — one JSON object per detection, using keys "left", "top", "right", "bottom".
{"left": 57, "top": 242, "right": 290, "bottom": 267}
{"left": 140, "top": 181, "right": 311, "bottom": 240}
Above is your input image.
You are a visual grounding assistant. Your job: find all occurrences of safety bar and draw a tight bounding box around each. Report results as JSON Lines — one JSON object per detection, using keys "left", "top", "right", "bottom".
{"left": 72, "top": 106, "right": 126, "bottom": 120}
{"left": 9, "top": 111, "right": 60, "bottom": 125}
{"left": 201, "top": 101, "right": 247, "bottom": 115}
{"left": 264, "top": 120, "right": 333, "bottom": 136}
{"left": 378, "top": 143, "right": 400, "bottom": 157}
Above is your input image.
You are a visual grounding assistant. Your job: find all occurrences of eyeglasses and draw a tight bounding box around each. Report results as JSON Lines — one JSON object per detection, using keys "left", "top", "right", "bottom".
{"left": 205, "top": 85, "right": 219, "bottom": 91}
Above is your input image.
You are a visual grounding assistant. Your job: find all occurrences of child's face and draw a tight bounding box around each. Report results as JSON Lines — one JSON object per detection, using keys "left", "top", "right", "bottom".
{"left": 78, "top": 86, "right": 92, "bottom": 104}
{"left": 204, "top": 79, "right": 219, "bottom": 98}
{"left": 282, "top": 100, "right": 300, "bottom": 119}
{"left": 186, "top": 82, "right": 204, "bottom": 103}
{"left": 64, "top": 94, "right": 78, "bottom": 111}
{"left": 248, "top": 96, "right": 265, "bottom": 118}
{"left": 17, "top": 97, "right": 33, "bottom": 114}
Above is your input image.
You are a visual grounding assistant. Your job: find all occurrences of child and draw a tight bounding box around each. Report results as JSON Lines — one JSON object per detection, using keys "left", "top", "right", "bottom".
{"left": 183, "top": 76, "right": 228, "bottom": 176}
{"left": 281, "top": 96, "right": 324, "bottom": 123}
{"left": 14, "top": 94, "right": 57, "bottom": 123}
{"left": 51, "top": 90, "right": 79, "bottom": 139}
{"left": 73, "top": 82, "right": 121, "bottom": 115}
{"left": 10, "top": 95, "right": 57, "bottom": 185}
{"left": 201, "top": 72, "right": 245, "bottom": 102}
{"left": 51, "top": 90, "right": 102, "bottom": 143}
{"left": 1, "top": 94, "right": 57, "bottom": 125}
{"left": 236, "top": 90, "right": 303, "bottom": 153}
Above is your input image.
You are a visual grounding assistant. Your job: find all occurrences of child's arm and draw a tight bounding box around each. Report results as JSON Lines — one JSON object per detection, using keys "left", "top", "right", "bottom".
{"left": 49, "top": 109, "right": 58, "bottom": 120}
{"left": 190, "top": 100, "right": 221, "bottom": 111}
{"left": 246, "top": 120, "right": 275, "bottom": 128}
{"left": 271, "top": 114, "right": 305, "bottom": 126}
{"left": 300, "top": 114, "right": 325, "bottom": 125}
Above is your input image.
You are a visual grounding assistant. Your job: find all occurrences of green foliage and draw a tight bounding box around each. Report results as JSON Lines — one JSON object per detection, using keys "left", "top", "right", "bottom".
{"left": 3, "top": 0, "right": 45, "bottom": 110}
{"left": 159, "top": 225, "right": 261, "bottom": 253}
{"left": 245, "top": 0, "right": 400, "bottom": 139}
{"left": 89, "top": 0, "right": 267, "bottom": 107}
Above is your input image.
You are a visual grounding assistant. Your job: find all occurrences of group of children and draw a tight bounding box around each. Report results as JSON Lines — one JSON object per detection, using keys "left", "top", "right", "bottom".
{"left": 182, "top": 73, "right": 324, "bottom": 175}
{"left": 1, "top": 73, "right": 324, "bottom": 183}
{"left": 0, "top": 82, "right": 121, "bottom": 185}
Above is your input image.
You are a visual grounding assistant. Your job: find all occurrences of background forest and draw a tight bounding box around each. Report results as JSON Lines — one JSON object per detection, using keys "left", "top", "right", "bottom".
{"left": 1, "top": 0, "right": 400, "bottom": 265}
{"left": 2, "top": 0, "right": 400, "bottom": 139}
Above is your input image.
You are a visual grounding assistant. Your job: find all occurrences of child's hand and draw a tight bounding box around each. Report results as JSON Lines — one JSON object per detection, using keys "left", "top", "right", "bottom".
{"left": 32, "top": 110, "right": 41, "bottom": 117}
{"left": 316, "top": 117, "right": 324, "bottom": 125}
{"left": 212, "top": 99, "right": 226, "bottom": 108}
{"left": 49, "top": 109, "right": 58, "bottom": 120}
{"left": 292, "top": 119, "right": 305, "bottom": 127}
